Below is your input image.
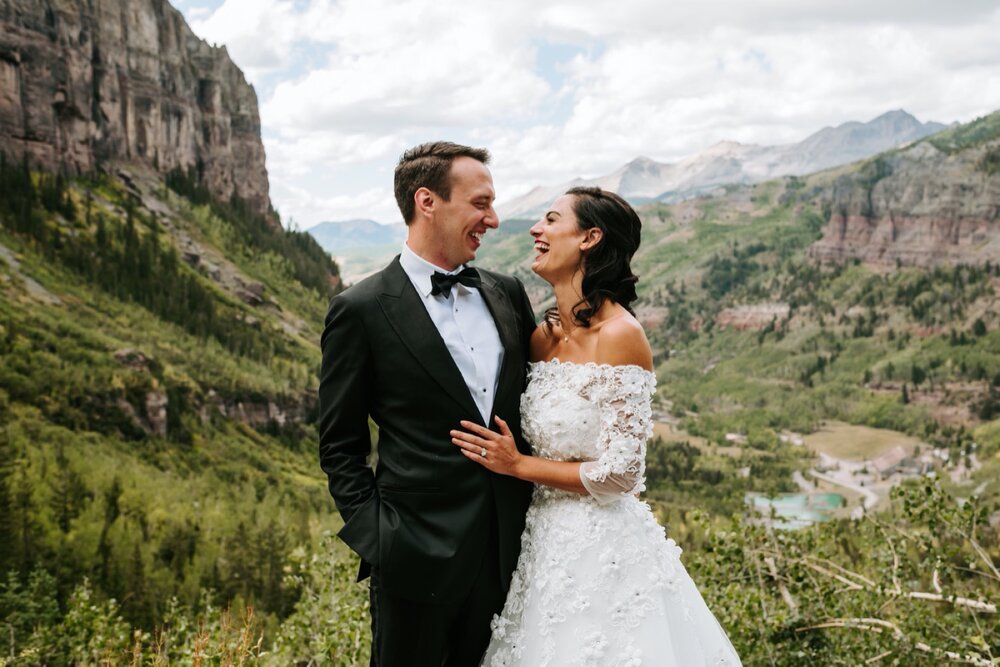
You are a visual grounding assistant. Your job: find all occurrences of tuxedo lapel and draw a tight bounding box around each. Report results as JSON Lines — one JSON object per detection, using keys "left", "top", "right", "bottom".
{"left": 476, "top": 270, "right": 520, "bottom": 419}
{"left": 376, "top": 258, "right": 481, "bottom": 418}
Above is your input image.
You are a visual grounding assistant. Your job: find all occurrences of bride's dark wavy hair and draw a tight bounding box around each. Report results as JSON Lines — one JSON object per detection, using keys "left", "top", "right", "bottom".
{"left": 544, "top": 186, "right": 642, "bottom": 330}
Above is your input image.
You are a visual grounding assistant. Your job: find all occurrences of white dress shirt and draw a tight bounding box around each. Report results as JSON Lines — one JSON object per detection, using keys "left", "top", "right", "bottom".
{"left": 399, "top": 243, "right": 504, "bottom": 423}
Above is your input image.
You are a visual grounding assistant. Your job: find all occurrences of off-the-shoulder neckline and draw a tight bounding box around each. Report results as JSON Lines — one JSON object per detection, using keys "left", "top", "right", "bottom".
{"left": 529, "top": 358, "right": 655, "bottom": 377}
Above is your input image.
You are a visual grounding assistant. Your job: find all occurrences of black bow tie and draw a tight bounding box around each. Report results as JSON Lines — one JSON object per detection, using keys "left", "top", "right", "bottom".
{"left": 430, "top": 267, "right": 481, "bottom": 296}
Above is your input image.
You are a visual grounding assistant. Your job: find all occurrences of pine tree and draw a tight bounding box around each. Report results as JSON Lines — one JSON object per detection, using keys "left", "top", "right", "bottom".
{"left": 124, "top": 541, "right": 151, "bottom": 627}
{"left": 47, "top": 443, "right": 90, "bottom": 533}
{"left": 11, "top": 465, "right": 39, "bottom": 573}
{"left": 0, "top": 427, "right": 14, "bottom": 572}
{"left": 97, "top": 477, "right": 123, "bottom": 588}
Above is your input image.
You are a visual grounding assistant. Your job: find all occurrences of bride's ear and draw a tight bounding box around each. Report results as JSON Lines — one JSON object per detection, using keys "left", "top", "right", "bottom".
{"left": 580, "top": 228, "right": 603, "bottom": 252}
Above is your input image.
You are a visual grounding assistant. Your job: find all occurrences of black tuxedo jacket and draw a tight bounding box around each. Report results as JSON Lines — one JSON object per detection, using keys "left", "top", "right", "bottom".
{"left": 318, "top": 257, "right": 536, "bottom": 603}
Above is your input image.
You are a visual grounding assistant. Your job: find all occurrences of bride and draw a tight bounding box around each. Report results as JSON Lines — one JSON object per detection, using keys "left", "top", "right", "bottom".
{"left": 451, "top": 187, "right": 742, "bottom": 666}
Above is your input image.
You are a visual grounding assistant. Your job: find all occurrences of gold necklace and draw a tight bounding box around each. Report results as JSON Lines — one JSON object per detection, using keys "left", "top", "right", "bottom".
{"left": 560, "top": 317, "right": 576, "bottom": 343}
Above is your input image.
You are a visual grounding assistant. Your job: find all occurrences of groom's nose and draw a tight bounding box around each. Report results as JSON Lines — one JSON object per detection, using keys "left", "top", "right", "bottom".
{"left": 484, "top": 206, "right": 499, "bottom": 229}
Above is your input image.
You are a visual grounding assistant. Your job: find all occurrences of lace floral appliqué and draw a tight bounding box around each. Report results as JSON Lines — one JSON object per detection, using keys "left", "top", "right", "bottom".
{"left": 483, "top": 361, "right": 741, "bottom": 665}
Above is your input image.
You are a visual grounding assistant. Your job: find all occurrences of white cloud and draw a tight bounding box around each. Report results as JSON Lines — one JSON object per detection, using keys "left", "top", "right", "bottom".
{"left": 187, "top": 0, "right": 302, "bottom": 79}
{"left": 260, "top": 0, "right": 552, "bottom": 137}
{"left": 267, "top": 129, "right": 406, "bottom": 172}
{"left": 185, "top": 7, "right": 212, "bottom": 20}
{"left": 485, "top": 13, "right": 1000, "bottom": 199}
{"left": 272, "top": 181, "right": 399, "bottom": 227}
{"left": 181, "top": 0, "right": 1000, "bottom": 226}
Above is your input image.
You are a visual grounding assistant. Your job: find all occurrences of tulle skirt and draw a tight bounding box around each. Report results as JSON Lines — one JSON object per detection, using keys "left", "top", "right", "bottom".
{"left": 482, "top": 489, "right": 742, "bottom": 666}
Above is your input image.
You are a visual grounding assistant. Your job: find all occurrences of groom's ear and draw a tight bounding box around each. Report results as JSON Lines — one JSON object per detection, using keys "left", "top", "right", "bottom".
{"left": 414, "top": 187, "right": 436, "bottom": 220}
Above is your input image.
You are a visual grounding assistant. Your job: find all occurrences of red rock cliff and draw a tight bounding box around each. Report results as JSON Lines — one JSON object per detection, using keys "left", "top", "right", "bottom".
{"left": 808, "top": 121, "right": 1000, "bottom": 268}
{"left": 0, "top": 0, "right": 270, "bottom": 215}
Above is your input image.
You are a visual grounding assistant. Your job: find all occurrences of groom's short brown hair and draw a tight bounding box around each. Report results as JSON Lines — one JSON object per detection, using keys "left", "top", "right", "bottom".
{"left": 394, "top": 141, "right": 491, "bottom": 225}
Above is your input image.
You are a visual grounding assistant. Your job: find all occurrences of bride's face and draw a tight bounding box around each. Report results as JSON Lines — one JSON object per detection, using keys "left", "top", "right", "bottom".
{"left": 528, "top": 195, "right": 591, "bottom": 283}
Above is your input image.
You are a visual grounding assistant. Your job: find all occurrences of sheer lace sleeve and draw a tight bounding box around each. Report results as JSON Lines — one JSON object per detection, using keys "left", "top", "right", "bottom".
{"left": 578, "top": 365, "right": 656, "bottom": 505}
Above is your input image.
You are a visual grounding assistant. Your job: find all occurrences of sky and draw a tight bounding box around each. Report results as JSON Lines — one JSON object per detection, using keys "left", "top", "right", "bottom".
{"left": 173, "top": 0, "right": 1000, "bottom": 227}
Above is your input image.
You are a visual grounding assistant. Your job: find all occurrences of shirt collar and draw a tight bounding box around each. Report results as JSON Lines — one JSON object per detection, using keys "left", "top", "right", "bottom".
{"left": 400, "top": 243, "right": 467, "bottom": 298}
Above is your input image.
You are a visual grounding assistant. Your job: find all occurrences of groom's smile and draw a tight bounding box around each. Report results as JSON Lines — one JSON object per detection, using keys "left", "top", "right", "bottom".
{"left": 433, "top": 156, "right": 498, "bottom": 269}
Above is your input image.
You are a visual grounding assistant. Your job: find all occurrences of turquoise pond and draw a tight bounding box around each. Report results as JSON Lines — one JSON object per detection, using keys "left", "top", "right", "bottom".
{"left": 746, "top": 493, "right": 847, "bottom": 528}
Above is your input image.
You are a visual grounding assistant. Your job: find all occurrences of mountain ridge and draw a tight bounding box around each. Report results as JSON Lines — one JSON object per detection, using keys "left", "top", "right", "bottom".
{"left": 497, "top": 110, "right": 948, "bottom": 220}
{"left": 308, "top": 218, "right": 406, "bottom": 251}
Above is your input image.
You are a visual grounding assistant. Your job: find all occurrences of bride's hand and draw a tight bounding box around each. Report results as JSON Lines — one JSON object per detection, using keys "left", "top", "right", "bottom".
{"left": 451, "top": 416, "right": 523, "bottom": 477}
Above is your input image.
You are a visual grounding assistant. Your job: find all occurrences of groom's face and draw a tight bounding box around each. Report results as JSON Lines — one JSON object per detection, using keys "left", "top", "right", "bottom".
{"left": 431, "top": 157, "right": 498, "bottom": 270}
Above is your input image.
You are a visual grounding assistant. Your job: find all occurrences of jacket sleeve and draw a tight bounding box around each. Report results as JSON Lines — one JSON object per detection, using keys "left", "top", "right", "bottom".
{"left": 318, "top": 293, "right": 379, "bottom": 569}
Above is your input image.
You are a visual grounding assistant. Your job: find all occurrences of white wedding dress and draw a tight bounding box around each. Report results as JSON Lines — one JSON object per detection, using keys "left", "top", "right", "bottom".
{"left": 482, "top": 360, "right": 741, "bottom": 666}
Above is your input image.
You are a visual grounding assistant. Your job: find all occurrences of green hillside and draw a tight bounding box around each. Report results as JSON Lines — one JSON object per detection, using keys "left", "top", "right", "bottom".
{"left": 0, "top": 157, "right": 371, "bottom": 662}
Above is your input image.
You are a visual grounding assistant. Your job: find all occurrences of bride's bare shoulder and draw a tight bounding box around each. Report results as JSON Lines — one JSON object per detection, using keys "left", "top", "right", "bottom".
{"left": 529, "top": 323, "right": 559, "bottom": 362}
{"left": 594, "top": 313, "right": 652, "bottom": 371}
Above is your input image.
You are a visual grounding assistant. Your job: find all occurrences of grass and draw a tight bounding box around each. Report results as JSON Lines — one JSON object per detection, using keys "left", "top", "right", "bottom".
{"left": 652, "top": 423, "right": 711, "bottom": 447}
{"left": 653, "top": 423, "right": 769, "bottom": 458}
{"left": 803, "top": 420, "right": 925, "bottom": 460}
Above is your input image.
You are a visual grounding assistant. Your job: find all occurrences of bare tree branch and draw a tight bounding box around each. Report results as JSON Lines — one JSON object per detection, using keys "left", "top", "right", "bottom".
{"left": 765, "top": 556, "right": 798, "bottom": 611}
{"left": 906, "top": 591, "right": 996, "bottom": 614}
{"left": 795, "top": 618, "right": 995, "bottom": 666}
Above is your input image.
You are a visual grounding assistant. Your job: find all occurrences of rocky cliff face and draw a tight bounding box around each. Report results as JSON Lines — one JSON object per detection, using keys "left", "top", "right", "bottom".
{"left": 0, "top": 0, "right": 270, "bottom": 215}
{"left": 808, "top": 122, "right": 1000, "bottom": 268}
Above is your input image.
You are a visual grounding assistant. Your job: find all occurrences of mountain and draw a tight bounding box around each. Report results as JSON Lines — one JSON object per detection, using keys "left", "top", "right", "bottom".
{"left": 308, "top": 218, "right": 405, "bottom": 251}
{"left": 809, "top": 112, "right": 1000, "bottom": 267}
{"left": 497, "top": 110, "right": 948, "bottom": 220}
{"left": 307, "top": 218, "right": 408, "bottom": 283}
{"left": 0, "top": 0, "right": 271, "bottom": 216}
{"left": 777, "top": 109, "right": 948, "bottom": 174}
{"left": 0, "top": 0, "right": 349, "bottom": 655}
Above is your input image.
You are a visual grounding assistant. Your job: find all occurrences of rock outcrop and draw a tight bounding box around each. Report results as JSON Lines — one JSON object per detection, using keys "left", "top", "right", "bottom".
{"left": 0, "top": 0, "right": 270, "bottom": 215}
{"left": 809, "top": 122, "right": 1000, "bottom": 268}
{"left": 715, "top": 303, "right": 790, "bottom": 331}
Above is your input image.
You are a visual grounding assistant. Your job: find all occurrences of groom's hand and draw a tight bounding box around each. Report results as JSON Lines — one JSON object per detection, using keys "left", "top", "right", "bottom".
{"left": 451, "top": 416, "right": 523, "bottom": 477}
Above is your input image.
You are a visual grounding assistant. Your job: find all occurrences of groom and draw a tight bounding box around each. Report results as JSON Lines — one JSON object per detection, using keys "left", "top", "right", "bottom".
{"left": 319, "top": 142, "right": 536, "bottom": 666}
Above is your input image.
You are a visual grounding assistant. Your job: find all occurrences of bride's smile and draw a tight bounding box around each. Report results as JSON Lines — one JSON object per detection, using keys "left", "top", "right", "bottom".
{"left": 528, "top": 194, "right": 598, "bottom": 281}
